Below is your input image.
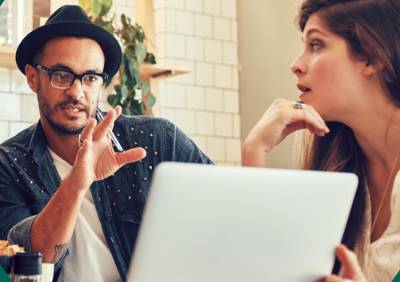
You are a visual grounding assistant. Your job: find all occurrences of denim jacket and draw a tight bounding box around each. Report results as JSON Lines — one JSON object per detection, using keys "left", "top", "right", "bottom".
{"left": 0, "top": 115, "right": 212, "bottom": 281}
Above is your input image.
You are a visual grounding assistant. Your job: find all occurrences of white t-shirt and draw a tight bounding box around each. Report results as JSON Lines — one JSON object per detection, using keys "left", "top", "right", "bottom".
{"left": 48, "top": 149, "right": 120, "bottom": 282}
{"left": 355, "top": 171, "right": 400, "bottom": 281}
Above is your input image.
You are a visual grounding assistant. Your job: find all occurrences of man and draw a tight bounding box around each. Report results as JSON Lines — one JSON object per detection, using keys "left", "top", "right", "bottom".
{"left": 0, "top": 5, "right": 211, "bottom": 281}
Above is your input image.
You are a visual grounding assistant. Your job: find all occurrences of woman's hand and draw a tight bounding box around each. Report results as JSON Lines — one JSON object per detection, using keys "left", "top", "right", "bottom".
{"left": 325, "top": 245, "right": 367, "bottom": 282}
{"left": 242, "top": 98, "right": 329, "bottom": 167}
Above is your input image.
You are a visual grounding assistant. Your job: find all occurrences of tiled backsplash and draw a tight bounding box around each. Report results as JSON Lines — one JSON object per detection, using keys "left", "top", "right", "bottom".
{"left": 154, "top": 0, "right": 241, "bottom": 164}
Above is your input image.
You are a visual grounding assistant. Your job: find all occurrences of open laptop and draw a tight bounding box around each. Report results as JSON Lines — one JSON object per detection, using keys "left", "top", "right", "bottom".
{"left": 127, "top": 162, "right": 357, "bottom": 282}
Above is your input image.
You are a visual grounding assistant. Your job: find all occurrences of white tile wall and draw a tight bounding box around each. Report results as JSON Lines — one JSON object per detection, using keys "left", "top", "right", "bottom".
{"left": 166, "top": 33, "right": 186, "bottom": 58}
{"left": 186, "top": 37, "right": 204, "bottom": 61}
{"left": 0, "top": 93, "right": 22, "bottom": 121}
{"left": 215, "top": 65, "right": 232, "bottom": 89}
{"left": 165, "top": 0, "right": 185, "bottom": 9}
{"left": 226, "top": 138, "right": 241, "bottom": 162}
{"left": 185, "top": 0, "right": 203, "bottom": 13}
{"left": 204, "top": 39, "right": 222, "bottom": 63}
{"left": 204, "top": 0, "right": 221, "bottom": 16}
{"left": 164, "top": 83, "right": 186, "bottom": 108}
{"left": 194, "top": 14, "right": 213, "bottom": 38}
{"left": 223, "top": 42, "right": 238, "bottom": 65}
{"left": 186, "top": 86, "right": 205, "bottom": 110}
{"left": 207, "top": 136, "right": 225, "bottom": 161}
{"left": 176, "top": 10, "right": 194, "bottom": 35}
{"left": 205, "top": 88, "right": 224, "bottom": 112}
{"left": 215, "top": 113, "right": 232, "bottom": 137}
{"left": 196, "top": 111, "right": 214, "bottom": 135}
{"left": 9, "top": 122, "right": 31, "bottom": 137}
{"left": 224, "top": 90, "right": 239, "bottom": 113}
{"left": 195, "top": 62, "right": 214, "bottom": 86}
{"left": 175, "top": 109, "right": 196, "bottom": 134}
{"left": 213, "top": 18, "right": 231, "bottom": 41}
{"left": 221, "top": 0, "right": 237, "bottom": 19}
{"left": 233, "top": 114, "right": 241, "bottom": 138}
{"left": 0, "top": 122, "right": 9, "bottom": 143}
{"left": 0, "top": 68, "right": 10, "bottom": 92}
{"left": 154, "top": 0, "right": 241, "bottom": 164}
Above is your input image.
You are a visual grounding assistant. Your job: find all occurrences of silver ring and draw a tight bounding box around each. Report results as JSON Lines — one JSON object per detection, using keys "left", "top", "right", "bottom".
{"left": 292, "top": 100, "right": 305, "bottom": 110}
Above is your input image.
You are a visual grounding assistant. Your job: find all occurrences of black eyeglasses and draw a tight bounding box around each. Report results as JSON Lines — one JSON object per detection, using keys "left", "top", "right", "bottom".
{"left": 34, "top": 64, "right": 108, "bottom": 92}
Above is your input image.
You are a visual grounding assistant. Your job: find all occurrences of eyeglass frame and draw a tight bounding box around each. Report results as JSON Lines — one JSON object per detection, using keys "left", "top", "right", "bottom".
{"left": 33, "top": 63, "right": 109, "bottom": 91}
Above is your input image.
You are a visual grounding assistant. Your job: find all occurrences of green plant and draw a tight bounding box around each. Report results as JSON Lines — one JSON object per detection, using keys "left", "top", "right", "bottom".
{"left": 79, "top": 0, "right": 156, "bottom": 115}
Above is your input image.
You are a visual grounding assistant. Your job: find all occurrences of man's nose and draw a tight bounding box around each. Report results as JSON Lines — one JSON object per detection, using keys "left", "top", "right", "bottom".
{"left": 66, "top": 78, "right": 84, "bottom": 100}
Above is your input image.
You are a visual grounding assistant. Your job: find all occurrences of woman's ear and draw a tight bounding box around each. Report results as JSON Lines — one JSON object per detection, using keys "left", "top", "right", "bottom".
{"left": 25, "top": 64, "right": 39, "bottom": 92}
{"left": 362, "top": 60, "right": 379, "bottom": 77}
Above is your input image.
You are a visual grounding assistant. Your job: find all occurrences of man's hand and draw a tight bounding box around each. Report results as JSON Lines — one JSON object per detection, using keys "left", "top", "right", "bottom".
{"left": 67, "top": 106, "right": 146, "bottom": 192}
{"left": 325, "top": 245, "right": 367, "bottom": 282}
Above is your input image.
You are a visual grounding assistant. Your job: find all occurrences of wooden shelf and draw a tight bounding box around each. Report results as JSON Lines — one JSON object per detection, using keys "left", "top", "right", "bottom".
{"left": 0, "top": 46, "right": 17, "bottom": 69}
{"left": 140, "top": 63, "right": 189, "bottom": 80}
{"left": 0, "top": 47, "right": 190, "bottom": 80}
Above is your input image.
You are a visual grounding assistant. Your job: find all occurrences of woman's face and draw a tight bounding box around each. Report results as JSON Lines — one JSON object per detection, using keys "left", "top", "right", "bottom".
{"left": 291, "top": 13, "right": 369, "bottom": 121}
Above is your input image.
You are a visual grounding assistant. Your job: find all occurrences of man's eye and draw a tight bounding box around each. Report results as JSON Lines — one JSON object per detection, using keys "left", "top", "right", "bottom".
{"left": 53, "top": 71, "right": 71, "bottom": 80}
{"left": 84, "top": 75, "right": 99, "bottom": 83}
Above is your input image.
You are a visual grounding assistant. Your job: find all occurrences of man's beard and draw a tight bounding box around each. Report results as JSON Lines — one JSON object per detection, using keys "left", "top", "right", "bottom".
{"left": 37, "top": 85, "right": 98, "bottom": 136}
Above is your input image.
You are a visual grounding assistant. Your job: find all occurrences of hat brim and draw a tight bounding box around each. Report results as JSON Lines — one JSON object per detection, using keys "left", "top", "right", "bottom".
{"left": 16, "top": 22, "right": 122, "bottom": 78}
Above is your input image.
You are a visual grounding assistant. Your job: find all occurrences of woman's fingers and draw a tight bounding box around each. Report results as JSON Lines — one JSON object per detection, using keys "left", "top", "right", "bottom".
{"left": 324, "top": 275, "right": 351, "bottom": 282}
{"left": 336, "top": 245, "right": 365, "bottom": 280}
{"left": 285, "top": 102, "right": 329, "bottom": 135}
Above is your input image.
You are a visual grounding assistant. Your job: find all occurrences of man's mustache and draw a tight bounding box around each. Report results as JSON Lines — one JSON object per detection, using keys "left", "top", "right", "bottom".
{"left": 55, "top": 100, "right": 90, "bottom": 113}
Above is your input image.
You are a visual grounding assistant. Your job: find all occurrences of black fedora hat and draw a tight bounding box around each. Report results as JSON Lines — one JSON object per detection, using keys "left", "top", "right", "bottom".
{"left": 16, "top": 5, "right": 121, "bottom": 77}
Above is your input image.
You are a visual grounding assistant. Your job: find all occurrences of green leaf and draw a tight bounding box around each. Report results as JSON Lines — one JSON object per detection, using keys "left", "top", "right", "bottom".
{"left": 135, "top": 43, "right": 147, "bottom": 64}
{"left": 145, "top": 92, "right": 156, "bottom": 108}
{"left": 79, "top": 0, "right": 93, "bottom": 13}
{"left": 92, "top": 0, "right": 102, "bottom": 18}
{"left": 144, "top": 52, "right": 156, "bottom": 64}
{"left": 107, "top": 94, "right": 119, "bottom": 107}
{"left": 141, "top": 81, "right": 149, "bottom": 93}
{"left": 99, "top": 0, "right": 112, "bottom": 15}
{"left": 120, "top": 84, "right": 128, "bottom": 101}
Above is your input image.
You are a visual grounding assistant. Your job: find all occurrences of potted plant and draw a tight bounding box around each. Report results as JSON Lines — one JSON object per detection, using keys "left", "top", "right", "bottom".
{"left": 79, "top": 0, "right": 156, "bottom": 115}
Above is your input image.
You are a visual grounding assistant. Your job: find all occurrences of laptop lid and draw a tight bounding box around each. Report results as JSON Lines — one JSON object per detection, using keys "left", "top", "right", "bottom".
{"left": 127, "top": 162, "right": 357, "bottom": 282}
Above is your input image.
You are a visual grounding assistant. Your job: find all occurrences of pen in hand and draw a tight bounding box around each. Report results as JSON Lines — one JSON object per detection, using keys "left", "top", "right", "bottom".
{"left": 96, "top": 107, "right": 124, "bottom": 152}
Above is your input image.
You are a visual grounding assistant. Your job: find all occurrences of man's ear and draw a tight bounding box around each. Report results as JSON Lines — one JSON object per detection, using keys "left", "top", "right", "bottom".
{"left": 25, "top": 64, "right": 39, "bottom": 92}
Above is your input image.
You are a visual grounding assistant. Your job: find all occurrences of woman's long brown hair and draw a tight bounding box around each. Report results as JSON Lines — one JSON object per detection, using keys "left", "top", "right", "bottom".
{"left": 297, "top": 0, "right": 400, "bottom": 273}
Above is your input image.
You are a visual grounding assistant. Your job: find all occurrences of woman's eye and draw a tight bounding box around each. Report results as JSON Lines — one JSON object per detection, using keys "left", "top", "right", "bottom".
{"left": 309, "top": 41, "right": 323, "bottom": 51}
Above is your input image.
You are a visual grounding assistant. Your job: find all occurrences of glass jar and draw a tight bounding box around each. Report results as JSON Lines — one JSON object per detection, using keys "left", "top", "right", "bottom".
{"left": 13, "top": 252, "right": 42, "bottom": 282}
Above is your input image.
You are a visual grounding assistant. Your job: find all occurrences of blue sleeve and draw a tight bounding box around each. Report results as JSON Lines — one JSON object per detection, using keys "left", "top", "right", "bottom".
{"left": 164, "top": 120, "right": 213, "bottom": 164}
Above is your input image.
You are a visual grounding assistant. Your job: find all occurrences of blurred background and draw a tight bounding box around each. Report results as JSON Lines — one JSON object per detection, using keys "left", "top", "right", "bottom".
{"left": 0, "top": 0, "right": 303, "bottom": 168}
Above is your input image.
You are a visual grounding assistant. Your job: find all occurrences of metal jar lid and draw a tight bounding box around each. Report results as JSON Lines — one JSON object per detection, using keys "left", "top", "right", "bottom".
{"left": 13, "top": 252, "right": 42, "bottom": 275}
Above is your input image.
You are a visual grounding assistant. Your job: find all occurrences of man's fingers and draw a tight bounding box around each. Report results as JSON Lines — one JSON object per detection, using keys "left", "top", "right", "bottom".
{"left": 337, "top": 245, "right": 364, "bottom": 279}
{"left": 115, "top": 147, "right": 147, "bottom": 166}
{"left": 79, "top": 118, "right": 97, "bottom": 143}
{"left": 92, "top": 108, "right": 118, "bottom": 140}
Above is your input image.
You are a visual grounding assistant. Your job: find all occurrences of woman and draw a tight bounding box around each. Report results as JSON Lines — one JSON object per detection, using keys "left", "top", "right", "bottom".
{"left": 242, "top": 1, "right": 400, "bottom": 281}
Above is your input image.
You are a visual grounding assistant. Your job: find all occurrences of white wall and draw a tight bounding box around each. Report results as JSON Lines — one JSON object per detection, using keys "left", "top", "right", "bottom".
{"left": 237, "top": 0, "right": 303, "bottom": 168}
